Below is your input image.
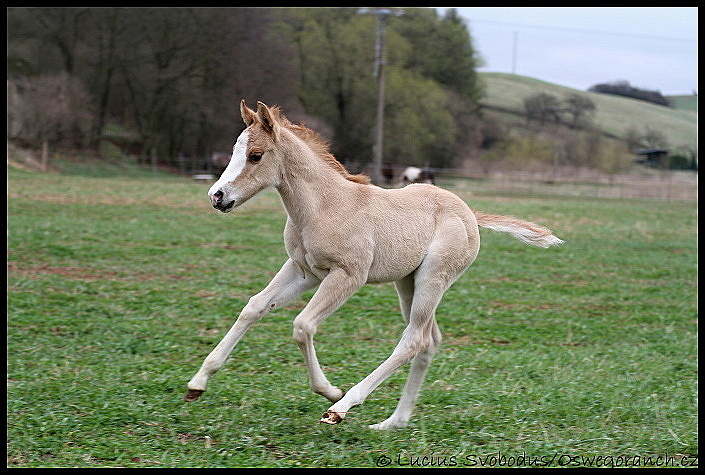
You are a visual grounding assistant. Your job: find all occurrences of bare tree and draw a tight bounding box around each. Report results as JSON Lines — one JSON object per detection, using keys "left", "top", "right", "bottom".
{"left": 641, "top": 126, "right": 669, "bottom": 150}
{"left": 563, "top": 93, "right": 596, "bottom": 129}
{"left": 623, "top": 126, "right": 643, "bottom": 153}
{"left": 523, "top": 93, "right": 562, "bottom": 124}
{"left": 8, "top": 72, "right": 92, "bottom": 169}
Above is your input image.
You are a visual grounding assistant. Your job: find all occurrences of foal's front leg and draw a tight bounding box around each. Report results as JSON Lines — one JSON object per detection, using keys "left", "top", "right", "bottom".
{"left": 185, "top": 259, "right": 318, "bottom": 401}
{"left": 292, "top": 267, "right": 366, "bottom": 403}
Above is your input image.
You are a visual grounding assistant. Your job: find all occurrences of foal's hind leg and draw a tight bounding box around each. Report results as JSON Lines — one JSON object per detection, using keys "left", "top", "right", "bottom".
{"left": 368, "top": 275, "right": 443, "bottom": 429}
{"left": 321, "top": 217, "right": 478, "bottom": 427}
{"left": 321, "top": 273, "right": 449, "bottom": 426}
{"left": 369, "top": 321, "right": 442, "bottom": 430}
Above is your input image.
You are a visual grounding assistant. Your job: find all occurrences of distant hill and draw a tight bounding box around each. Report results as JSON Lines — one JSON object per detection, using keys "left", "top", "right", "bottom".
{"left": 478, "top": 72, "right": 697, "bottom": 150}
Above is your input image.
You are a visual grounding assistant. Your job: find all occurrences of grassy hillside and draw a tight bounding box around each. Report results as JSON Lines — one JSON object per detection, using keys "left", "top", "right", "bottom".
{"left": 479, "top": 73, "right": 697, "bottom": 150}
{"left": 667, "top": 94, "right": 698, "bottom": 112}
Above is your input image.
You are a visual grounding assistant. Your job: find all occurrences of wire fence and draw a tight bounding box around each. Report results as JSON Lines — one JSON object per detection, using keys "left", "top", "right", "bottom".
{"left": 435, "top": 169, "right": 698, "bottom": 202}
{"left": 10, "top": 141, "right": 695, "bottom": 203}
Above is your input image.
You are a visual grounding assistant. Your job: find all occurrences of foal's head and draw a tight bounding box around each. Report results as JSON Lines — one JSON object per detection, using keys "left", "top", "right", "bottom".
{"left": 209, "top": 100, "right": 286, "bottom": 212}
{"left": 209, "top": 100, "right": 369, "bottom": 213}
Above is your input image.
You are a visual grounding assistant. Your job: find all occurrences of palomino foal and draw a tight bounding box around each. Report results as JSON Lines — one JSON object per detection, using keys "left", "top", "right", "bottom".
{"left": 185, "top": 101, "right": 563, "bottom": 429}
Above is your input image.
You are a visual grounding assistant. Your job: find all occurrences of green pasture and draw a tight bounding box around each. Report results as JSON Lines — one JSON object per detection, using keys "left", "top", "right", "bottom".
{"left": 7, "top": 161, "right": 698, "bottom": 468}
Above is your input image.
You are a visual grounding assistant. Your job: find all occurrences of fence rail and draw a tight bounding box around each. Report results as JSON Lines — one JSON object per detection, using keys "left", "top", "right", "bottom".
{"left": 8, "top": 141, "right": 695, "bottom": 203}
{"left": 435, "top": 169, "right": 698, "bottom": 202}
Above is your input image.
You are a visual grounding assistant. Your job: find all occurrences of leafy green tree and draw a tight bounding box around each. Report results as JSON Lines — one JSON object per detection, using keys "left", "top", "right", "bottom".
{"left": 393, "top": 8, "right": 483, "bottom": 164}
{"left": 383, "top": 67, "right": 456, "bottom": 168}
{"left": 395, "top": 8, "right": 483, "bottom": 104}
{"left": 276, "top": 8, "right": 377, "bottom": 163}
{"left": 280, "top": 7, "right": 482, "bottom": 168}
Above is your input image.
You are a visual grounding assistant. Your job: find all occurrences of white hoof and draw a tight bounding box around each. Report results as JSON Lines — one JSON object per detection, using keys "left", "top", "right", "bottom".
{"left": 368, "top": 418, "right": 408, "bottom": 430}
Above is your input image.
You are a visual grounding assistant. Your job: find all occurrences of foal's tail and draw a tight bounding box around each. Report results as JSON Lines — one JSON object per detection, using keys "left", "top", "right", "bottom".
{"left": 473, "top": 211, "right": 564, "bottom": 248}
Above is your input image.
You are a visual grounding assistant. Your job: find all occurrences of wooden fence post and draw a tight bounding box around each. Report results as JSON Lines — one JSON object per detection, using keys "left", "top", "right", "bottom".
{"left": 41, "top": 141, "right": 49, "bottom": 172}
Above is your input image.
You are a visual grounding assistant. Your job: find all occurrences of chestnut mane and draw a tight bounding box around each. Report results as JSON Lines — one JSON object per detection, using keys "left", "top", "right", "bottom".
{"left": 268, "top": 106, "right": 371, "bottom": 185}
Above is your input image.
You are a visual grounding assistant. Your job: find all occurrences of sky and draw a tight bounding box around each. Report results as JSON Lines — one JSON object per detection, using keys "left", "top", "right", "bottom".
{"left": 435, "top": 7, "right": 698, "bottom": 96}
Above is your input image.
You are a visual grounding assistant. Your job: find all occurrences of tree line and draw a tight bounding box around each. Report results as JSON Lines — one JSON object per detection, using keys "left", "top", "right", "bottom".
{"left": 588, "top": 80, "right": 670, "bottom": 107}
{"left": 7, "top": 7, "right": 483, "bottom": 172}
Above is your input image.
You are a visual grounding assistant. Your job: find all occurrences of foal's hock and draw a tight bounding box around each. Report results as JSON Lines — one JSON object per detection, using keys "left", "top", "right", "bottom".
{"left": 185, "top": 100, "right": 564, "bottom": 429}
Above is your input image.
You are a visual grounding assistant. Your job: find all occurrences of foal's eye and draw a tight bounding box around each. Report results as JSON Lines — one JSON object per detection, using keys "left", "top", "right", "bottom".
{"left": 248, "top": 153, "right": 262, "bottom": 164}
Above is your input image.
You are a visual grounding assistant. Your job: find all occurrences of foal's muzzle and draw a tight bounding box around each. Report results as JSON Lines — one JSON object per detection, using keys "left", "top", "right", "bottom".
{"left": 211, "top": 189, "right": 235, "bottom": 213}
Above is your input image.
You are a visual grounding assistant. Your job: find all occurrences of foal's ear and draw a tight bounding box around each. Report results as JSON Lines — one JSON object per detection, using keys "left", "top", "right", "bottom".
{"left": 240, "top": 100, "right": 256, "bottom": 126}
{"left": 256, "top": 101, "right": 279, "bottom": 136}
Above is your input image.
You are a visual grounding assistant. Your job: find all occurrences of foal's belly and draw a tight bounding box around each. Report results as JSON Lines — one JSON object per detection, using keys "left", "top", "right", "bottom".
{"left": 286, "top": 229, "right": 427, "bottom": 284}
{"left": 366, "top": 246, "right": 427, "bottom": 283}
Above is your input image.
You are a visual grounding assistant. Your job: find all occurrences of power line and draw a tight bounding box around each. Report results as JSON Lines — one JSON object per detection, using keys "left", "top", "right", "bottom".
{"left": 466, "top": 17, "right": 697, "bottom": 44}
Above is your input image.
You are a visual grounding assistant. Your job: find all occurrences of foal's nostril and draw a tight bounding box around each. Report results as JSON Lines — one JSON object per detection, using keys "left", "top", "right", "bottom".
{"left": 211, "top": 189, "right": 225, "bottom": 208}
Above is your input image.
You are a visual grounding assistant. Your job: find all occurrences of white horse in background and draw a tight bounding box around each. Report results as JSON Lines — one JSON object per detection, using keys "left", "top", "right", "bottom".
{"left": 185, "top": 101, "right": 563, "bottom": 429}
{"left": 400, "top": 166, "right": 434, "bottom": 185}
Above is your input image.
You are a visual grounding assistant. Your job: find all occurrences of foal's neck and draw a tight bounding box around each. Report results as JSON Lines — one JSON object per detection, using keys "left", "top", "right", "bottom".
{"left": 275, "top": 133, "right": 356, "bottom": 224}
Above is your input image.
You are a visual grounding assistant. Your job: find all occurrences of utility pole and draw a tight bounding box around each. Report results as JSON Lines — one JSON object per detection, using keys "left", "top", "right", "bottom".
{"left": 512, "top": 30, "right": 518, "bottom": 75}
{"left": 358, "top": 7, "right": 403, "bottom": 185}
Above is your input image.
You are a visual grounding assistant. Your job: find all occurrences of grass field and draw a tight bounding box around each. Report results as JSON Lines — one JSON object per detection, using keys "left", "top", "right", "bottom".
{"left": 7, "top": 159, "right": 698, "bottom": 468}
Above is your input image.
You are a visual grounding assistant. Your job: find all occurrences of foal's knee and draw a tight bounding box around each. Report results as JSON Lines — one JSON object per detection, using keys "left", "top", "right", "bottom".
{"left": 292, "top": 316, "right": 315, "bottom": 345}
{"left": 394, "top": 324, "right": 439, "bottom": 363}
{"left": 239, "top": 294, "right": 271, "bottom": 322}
{"left": 429, "top": 325, "right": 442, "bottom": 352}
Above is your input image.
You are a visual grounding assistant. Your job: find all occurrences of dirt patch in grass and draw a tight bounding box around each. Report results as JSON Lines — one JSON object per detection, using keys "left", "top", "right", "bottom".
{"left": 7, "top": 261, "right": 196, "bottom": 283}
{"left": 7, "top": 191, "right": 208, "bottom": 212}
{"left": 7, "top": 261, "right": 120, "bottom": 281}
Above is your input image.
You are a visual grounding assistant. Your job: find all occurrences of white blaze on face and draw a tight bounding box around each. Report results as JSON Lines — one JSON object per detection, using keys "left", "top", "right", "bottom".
{"left": 209, "top": 130, "right": 250, "bottom": 199}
